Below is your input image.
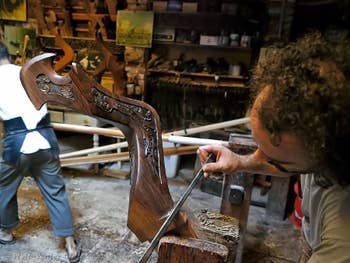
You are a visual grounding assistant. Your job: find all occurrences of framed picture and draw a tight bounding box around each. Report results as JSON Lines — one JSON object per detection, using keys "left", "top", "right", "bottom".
{"left": 117, "top": 11, "right": 154, "bottom": 48}
{"left": 4, "top": 25, "right": 35, "bottom": 57}
{"left": 0, "top": 0, "right": 27, "bottom": 22}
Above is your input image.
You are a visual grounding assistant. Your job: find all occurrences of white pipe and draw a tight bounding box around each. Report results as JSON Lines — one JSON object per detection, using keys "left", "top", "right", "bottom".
{"left": 59, "top": 117, "right": 250, "bottom": 159}
{"left": 166, "top": 135, "right": 229, "bottom": 147}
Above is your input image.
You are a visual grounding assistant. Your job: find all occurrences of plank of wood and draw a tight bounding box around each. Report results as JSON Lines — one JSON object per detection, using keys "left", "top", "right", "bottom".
{"left": 60, "top": 145, "right": 199, "bottom": 167}
{"left": 101, "top": 169, "right": 130, "bottom": 179}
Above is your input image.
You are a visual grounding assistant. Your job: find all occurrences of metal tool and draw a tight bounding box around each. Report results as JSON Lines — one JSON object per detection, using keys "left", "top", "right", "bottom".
{"left": 137, "top": 153, "right": 215, "bottom": 263}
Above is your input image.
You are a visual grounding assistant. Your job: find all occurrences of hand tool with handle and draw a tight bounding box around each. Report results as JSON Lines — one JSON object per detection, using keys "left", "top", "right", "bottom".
{"left": 138, "top": 153, "right": 215, "bottom": 263}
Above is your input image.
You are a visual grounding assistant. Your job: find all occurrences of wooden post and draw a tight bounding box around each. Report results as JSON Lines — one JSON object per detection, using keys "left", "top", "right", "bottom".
{"left": 220, "top": 172, "right": 254, "bottom": 263}
{"left": 220, "top": 134, "right": 257, "bottom": 263}
{"left": 266, "top": 176, "right": 293, "bottom": 220}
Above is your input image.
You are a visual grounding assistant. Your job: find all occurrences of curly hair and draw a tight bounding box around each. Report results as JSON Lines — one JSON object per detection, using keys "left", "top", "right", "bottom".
{"left": 249, "top": 32, "right": 350, "bottom": 185}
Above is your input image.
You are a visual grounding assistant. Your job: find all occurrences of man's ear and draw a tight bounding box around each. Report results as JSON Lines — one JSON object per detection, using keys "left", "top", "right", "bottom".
{"left": 270, "top": 132, "right": 281, "bottom": 147}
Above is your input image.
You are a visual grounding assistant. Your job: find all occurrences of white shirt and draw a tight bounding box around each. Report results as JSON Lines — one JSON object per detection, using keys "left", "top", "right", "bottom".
{"left": 301, "top": 174, "right": 350, "bottom": 262}
{"left": 0, "top": 63, "right": 51, "bottom": 153}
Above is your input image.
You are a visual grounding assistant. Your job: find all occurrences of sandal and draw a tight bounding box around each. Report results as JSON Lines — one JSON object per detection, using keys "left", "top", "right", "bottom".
{"left": 0, "top": 237, "right": 16, "bottom": 245}
{"left": 0, "top": 230, "right": 15, "bottom": 245}
{"left": 66, "top": 240, "right": 82, "bottom": 263}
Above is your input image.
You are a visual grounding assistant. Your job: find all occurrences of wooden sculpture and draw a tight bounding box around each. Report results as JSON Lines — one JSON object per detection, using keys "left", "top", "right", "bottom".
{"left": 45, "top": 10, "right": 75, "bottom": 72}
{"left": 20, "top": 53, "right": 193, "bottom": 242}
{"left": 20, "top": 54, "right": 239, "bottom": 262}
{"left": 93, "top": 32, "right": 127, "bottom": 97}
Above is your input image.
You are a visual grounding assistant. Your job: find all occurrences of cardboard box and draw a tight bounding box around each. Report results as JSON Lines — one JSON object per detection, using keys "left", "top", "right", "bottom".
{"left": 153, "top": 1, "right": 167, "bottom": 12}
{"left": 199, "top": 35, "right": 220, "bottom": 46}
{"left": 182, "top": 2, "right": 197, "bottom": 13}
{"left": 49, "top": 110, "right": 64, "bottom": 123}
{"left": 221, "top": 3, "right": 238, "bottom": 14}
{"left": 64, "top": 112, "right": 99, "bottom": 127}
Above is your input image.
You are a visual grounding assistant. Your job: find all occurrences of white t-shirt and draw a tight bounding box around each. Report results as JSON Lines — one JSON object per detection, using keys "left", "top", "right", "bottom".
{"left": 301, "top": 173, "right": 350, "bottom": 263}
{"left": 0, "top": 63, "right": 51, "bottom": 154}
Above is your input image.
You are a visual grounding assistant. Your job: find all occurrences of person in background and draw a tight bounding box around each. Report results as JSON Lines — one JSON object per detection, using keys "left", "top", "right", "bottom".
{"left": 198, "top": 32, "right": 350, "bottom": 263}
{"left": 0, "top": 42, "right": 81, "bottom": 263}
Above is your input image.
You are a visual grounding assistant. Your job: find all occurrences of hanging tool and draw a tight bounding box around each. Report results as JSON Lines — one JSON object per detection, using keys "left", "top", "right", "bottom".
{"left": 138, "top": 153, "right": 215, "bottom": 263}
{"left": 21, "top": 35, "right": 30, "bottom": 65}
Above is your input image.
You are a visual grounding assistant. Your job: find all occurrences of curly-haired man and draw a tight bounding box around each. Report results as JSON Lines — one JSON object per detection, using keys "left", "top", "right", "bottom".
{"left": 198, "top": 32, "right": 350, "bottom": 262}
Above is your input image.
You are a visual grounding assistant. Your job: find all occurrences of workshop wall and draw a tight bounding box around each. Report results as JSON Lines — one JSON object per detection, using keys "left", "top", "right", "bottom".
{"left": 1, "top": 0, "right": 347, "bottom": 131}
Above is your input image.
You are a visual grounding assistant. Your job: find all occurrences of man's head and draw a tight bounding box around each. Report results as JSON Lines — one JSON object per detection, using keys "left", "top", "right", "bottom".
{"left": 249, "top": 32, "right": 350, "bottom": 185}
{"left": 0, "top": 42, "right": 10, "bottom": 61}
{"left": 250, "top": 86, "right": 315, "bottom": 175}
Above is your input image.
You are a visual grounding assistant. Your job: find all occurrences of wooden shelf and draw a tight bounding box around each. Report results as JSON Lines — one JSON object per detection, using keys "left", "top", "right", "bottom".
{"left": 154, "top": 11, "right": 236, "bottom": 16}
{"left": 153, "top": 40, "right": 251, "bottom": 51}
{"left": 148, "top": 69, "right": 246, "bottom": 80}
{"left": 154, "top": 11, "right": 239, "bottom": 30}
{"left": 72, "top": 12, "right": 116, "bottom": 21}
{"left": 148, "top": 69, "right": 247, "bottom": 89}
{"left": 75, "top": 28, "right": 89, "bottom": 32}
{"left": 155, "top": 76, "right": 246, "bottom": 89}
{"left": 37, "top": 35, "right": 124, "bottom": 54}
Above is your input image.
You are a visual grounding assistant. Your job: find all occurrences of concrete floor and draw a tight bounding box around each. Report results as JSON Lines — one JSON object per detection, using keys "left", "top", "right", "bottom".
{"left": 0, "top": 164, "right": 302, "bottom": 263}
{"left": 0, "top": 127, "right": 301, "bottom": 263}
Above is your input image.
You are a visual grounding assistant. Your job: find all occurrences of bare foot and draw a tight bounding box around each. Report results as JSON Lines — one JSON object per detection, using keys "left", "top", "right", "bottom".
{"left": 65, "top": 236, "right": 81, "bottom": 262}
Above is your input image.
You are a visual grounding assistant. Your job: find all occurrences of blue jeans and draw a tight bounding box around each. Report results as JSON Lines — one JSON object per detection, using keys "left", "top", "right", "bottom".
{"left": 0, "top": 149, "right": 75, "bottom": 237}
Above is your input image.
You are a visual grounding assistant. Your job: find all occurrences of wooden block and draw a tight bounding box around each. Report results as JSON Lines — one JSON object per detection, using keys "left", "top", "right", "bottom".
{"left": 158, "top": 236, "right": 228, "bottom": 263}
{"left": 193, "top": 211, "right": 239, "bottom": 262}
{"left": 101, "top": 75, "right": 114, "bottom": 93}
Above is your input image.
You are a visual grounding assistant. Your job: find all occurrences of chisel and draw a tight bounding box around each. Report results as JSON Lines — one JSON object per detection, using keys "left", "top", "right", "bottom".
{"left": 138, "top": 153, "right": 215, "bottom": 263}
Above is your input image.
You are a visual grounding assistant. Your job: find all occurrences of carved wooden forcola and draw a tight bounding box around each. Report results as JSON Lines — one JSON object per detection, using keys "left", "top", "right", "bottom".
{"left": 20, "top": 53, "right": 195, "bottom": 242}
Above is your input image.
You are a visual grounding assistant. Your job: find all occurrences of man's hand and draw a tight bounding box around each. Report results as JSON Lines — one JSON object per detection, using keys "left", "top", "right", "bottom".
{"left": 197, "top": 145, "right": 292, "bottom": 178}
{"left": 197, "top": 145, "right": 242, "bottom": 177}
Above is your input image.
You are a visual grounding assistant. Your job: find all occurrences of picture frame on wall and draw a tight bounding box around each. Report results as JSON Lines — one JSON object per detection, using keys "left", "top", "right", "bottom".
{"left": 0, "top": 0, "right": 27, "bottom": 22}
{"left": 3, "top": 25, "right": 35, "bottom": 57}
{"left": 116, "top": 11, "right": 154, "bottom": 48}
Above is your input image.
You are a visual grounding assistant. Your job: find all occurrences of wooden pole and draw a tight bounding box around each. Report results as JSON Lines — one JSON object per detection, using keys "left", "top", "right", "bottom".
{"left": 59, "top": 141, "right": 128, "bottom": 159}
{"left": 59, "top": 135, "right": 231, "bottom": 159}
{"left": 52, "top": 122, "right": 124, "bottom": 138}
{"left": 60, "top": 145, "right": 199, "bottom": 167}
{"left": 58, "top": 117, "right": 250, "bottom": 159}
